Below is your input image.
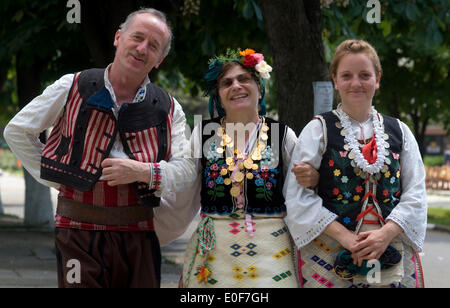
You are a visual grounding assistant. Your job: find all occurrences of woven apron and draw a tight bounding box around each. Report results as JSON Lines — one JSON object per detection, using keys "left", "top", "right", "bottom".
{"left": 182, "top": 211, "right": 299, "bottom": 288}
{"left": 299, "top": 210, "right": 425, "bottom": 288}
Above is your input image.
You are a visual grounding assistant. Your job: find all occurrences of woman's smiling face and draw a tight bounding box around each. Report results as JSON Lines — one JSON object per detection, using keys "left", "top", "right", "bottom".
{"left": 333, "top": 53, "right": 381, "bottom": 111}
{"left": 217, "top": 64, "right": 261, "bottom": 116}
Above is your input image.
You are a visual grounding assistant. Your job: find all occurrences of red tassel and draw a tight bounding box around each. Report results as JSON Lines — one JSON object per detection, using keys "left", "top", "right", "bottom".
{"left": 361, "top": 133, "right": 377, "bottom": 164}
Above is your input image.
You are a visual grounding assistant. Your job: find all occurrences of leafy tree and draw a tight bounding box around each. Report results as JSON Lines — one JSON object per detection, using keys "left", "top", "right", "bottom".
{"left": 0, "top": 0, "right": 89, "bottom": 227}
{"left": 321, "top": 0, "right": 450, "bottom": 155}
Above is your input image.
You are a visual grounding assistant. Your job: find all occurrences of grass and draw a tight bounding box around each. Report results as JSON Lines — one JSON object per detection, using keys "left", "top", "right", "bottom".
{"left": 428, "top": 207, "right": 450, "bottom": 227}
{"left": 0, "top": 148, "right": 23, "bottom": 175}
{"left": 423, "top": 155, "right": 445, "bottom": 167}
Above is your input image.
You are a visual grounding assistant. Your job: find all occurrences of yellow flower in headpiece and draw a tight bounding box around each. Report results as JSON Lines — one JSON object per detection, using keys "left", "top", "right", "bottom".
{"left": 239, "top": 48, "right": 255, "bottom": 56}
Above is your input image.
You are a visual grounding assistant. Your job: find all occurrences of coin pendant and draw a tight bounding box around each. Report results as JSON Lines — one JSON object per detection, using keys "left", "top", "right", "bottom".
{"left": 233, "top": 172, "right": 244, "bottom": 182}
{"left": 244, "top": 159, "right": 253, "bottom": 169}
{"left": 230, "top": 186, "right": 241, "bottom": 197}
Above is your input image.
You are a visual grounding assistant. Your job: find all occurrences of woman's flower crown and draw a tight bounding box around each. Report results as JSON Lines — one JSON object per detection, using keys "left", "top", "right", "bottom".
{"left": 204, "top": 48, "right": 272, "bottom": 119}
{"left": 205, "top": 48, "right": 272, "bottom": 84}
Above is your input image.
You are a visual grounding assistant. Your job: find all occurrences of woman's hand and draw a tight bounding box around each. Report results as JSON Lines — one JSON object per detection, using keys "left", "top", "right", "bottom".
{"left": 324, "top": 221, "right": 359, "bottom": 252}
{"left": 350, "top": 221, "right": 403, "bottom": 266}
{"left": 291, "top": 162, "right": 320, "bottom": 188}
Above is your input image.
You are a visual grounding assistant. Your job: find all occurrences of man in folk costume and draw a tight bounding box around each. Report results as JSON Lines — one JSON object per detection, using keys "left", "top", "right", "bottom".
{"left": 4, "top": 8, "right": 197, "bottom": 288}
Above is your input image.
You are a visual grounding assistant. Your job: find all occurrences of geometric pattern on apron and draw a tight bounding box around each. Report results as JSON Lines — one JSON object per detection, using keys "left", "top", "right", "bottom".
{"left": 299, "top": 233, "right": 425, "bottom": 288}
{"left": 182, "top": 216, "right": 299, "bottom": 288}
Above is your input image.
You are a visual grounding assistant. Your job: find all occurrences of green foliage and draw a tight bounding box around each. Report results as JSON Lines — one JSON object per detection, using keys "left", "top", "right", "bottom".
{"left": 150, "top": 0, "right": 268, "bottom": 96}
{"left": 428, "top": 207, "right": 450, "bottom": 227}
{"left": 424, "top": 155, "right": 445, "bottom": 167}
{"left": 0, "top": 149, "right": 22, "bottom": 174}
{"left": 322, "top": 0, "right": 450, "bottom": 142}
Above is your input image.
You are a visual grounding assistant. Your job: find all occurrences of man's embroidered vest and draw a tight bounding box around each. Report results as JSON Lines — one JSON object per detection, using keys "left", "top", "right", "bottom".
{"left": 200, "top": 117, "right": 287, "bottom": 215}
{"left": 317, "top": 111, "right": 403, "bottom": 231}
{"left": 40, "top": 68, "right": 173, "bottom": 207}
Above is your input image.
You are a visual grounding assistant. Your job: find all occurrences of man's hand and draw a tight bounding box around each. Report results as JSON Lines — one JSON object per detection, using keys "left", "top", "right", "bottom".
{"left": 291, "top": 162, "right": 320, "bottom": 188}
{"left": 101, "top": 158, "right": 151, "bottom": 186}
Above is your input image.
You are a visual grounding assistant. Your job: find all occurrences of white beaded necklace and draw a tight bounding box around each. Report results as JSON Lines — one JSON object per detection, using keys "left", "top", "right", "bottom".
{"left": 339, "top": 106, "right": 387, "bottom": 175}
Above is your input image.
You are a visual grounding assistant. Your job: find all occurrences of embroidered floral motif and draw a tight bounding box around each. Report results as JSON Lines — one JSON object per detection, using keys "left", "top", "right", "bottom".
{"left": 204, "top": 142, "right": 279, "bottom": 202}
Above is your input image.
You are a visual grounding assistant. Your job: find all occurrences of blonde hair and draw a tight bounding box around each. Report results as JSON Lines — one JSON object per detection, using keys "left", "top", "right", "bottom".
{"left": 330, "top": 39, "right": 382, "bottom": 78}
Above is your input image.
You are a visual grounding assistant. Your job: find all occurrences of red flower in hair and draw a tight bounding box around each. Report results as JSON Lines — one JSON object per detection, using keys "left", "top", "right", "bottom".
{"left": 243, "top": 53, "right": 264, "bottom": 67}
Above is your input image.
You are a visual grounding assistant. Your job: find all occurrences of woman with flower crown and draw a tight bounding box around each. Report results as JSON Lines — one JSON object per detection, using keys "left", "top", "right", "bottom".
{"left": 285, "top": 39, "right": 426, "bottom": 288}
{"left": 180, "top": 48, "right": 319, "bottom": 288}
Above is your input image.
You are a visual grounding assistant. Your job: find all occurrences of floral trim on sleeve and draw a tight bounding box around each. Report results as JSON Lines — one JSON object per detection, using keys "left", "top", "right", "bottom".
{"left": 150, "top": 163, "right": 162, "bottom": 190}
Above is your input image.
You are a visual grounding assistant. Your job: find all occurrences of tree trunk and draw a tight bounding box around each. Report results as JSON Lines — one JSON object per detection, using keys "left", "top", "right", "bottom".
{"left": 80, "top": 0, "right": 137, "bottom": 67}
{"left": 259, "top": 0, "right": 329, "bottom": 134}
{"left": 16, "top": 55, "right": 53, "bottom": 228}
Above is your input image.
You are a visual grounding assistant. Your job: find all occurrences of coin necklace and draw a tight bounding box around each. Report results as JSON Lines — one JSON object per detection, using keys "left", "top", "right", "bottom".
{"left": 216, "top": 117, "right": 269, "bottom": 199}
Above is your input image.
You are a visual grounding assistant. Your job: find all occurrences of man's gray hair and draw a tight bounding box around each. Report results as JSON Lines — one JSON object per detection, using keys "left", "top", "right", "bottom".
{"left": 119, "top": 8, "right": 173, "bottom": 57}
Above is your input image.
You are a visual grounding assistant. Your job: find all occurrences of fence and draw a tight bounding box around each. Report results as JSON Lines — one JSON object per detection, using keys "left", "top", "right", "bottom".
{"left": 426, "top": 165, "right": 450, "bottom": 190}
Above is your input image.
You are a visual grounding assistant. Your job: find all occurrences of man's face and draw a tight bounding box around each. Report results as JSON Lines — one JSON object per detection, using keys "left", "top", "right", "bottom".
{"left": 113, "top": 13, "right": 169, "bottom": 77}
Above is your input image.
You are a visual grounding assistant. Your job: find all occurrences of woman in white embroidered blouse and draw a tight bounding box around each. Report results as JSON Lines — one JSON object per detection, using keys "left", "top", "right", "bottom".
{"left": 285, "top": 39, "right": 427, "bottom": 288}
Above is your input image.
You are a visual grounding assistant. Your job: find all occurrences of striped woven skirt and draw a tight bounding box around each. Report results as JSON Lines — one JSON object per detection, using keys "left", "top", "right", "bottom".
{"left": 182, "top": 212, "right": 299, "bottom": 288}
{"left": 299, "top": 232, "right": 425, "bottom": 288}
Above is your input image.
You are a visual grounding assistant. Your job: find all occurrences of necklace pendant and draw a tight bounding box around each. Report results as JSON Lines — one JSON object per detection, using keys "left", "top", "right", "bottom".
{"left": 251, "top": 151, "right": 262, "bottom": 161}
{"left": 258, "top": 142, "right": 267, "bottom": 151}
{"left": 244, "top": 158, "right": 254, "bottom": 169}
{"left": 348, "top": 151, "right": 356, "bottom": 160}
{"left": 233, "top": 171, "right": 245, "bottom": 183}
{"left": 230, "top": 185, "right": 241, "bottom": 197}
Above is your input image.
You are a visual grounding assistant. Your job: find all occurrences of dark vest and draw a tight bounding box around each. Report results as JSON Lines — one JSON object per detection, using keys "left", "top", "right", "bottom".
{"left": 200, "top": 117, "right": 287, "bottom": 215}
{"left": 317, "top": 111, "right": 403, "bottom": 231}
{"left": 40, "top": 68, "right": 172, "bottom": 207}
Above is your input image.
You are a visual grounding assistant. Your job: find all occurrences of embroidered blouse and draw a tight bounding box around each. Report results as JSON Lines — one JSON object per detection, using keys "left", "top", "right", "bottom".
{"left": 284, "top": 108, "right": 427, "bottom": 252}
